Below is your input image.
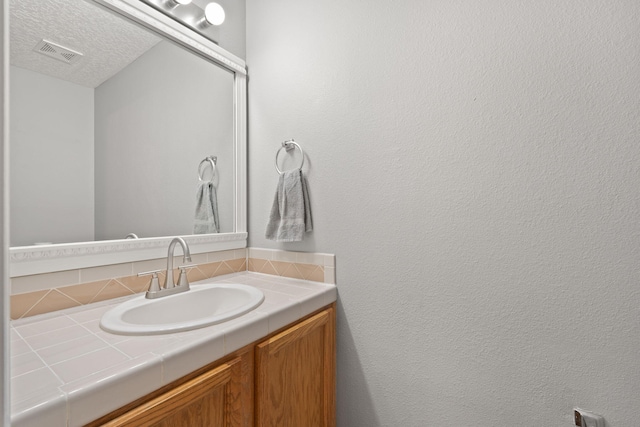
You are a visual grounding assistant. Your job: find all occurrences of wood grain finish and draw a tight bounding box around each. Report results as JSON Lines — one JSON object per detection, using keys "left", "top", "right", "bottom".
{"left": 101, "top": 357, "right": 243, "bottom": 427}
{"left": 255, "top": 308, "right": 336, "bottom": 427}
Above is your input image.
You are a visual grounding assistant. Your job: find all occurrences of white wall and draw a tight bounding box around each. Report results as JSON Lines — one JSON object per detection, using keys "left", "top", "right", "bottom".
{"left": 1, "top": 0, "right": 10, "bottom": 422}
{"left": 246, "top": 1, "right": 640, "bottom": 426}
{"left": 10, "top": 66, "right": 94, "bottom": 246}
{"left": 94, "top": 41, "right": 235, "bottom": 240}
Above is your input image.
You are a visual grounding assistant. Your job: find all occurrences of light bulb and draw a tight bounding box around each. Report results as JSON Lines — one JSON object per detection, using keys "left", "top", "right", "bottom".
{"left": 204, "top": 2, "right": 225, "bottom": 26}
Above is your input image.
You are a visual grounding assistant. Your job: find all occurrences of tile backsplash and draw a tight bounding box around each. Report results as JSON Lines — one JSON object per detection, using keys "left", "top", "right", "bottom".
{"left": 247, "top": 248, "right": 335, "bottom": 284}
{"left": 10, "top": 248, "right": 336, "bottom": 320}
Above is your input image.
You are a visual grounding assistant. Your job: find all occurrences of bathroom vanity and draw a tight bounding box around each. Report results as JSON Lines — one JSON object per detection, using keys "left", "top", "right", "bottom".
{"left": 10, "top": 272, "right": 336, "bottom": 427}
{"left": 90, "top": 306, "right": 334, "bottom": 426}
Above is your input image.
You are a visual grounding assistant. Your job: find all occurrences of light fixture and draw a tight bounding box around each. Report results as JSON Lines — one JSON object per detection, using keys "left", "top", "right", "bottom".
{"left": 141, "top": 0, "right": 225, "bottom": 43}
{"left": 204, "top": 3, "right": 225, "bottom": 26}
{"left": 164, "top": 0, "right": 192, "bottom": 12}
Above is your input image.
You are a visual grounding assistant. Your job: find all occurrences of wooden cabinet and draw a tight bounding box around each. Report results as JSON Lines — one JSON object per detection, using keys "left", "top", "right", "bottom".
{"left": 255, "top": 308, "right": 335, "bottom": 427}
{"left": 88, "top": 305, "right": 334, "bottom": 427}
{"left": 98, "top": 353, "right": 250, "bottom": 427}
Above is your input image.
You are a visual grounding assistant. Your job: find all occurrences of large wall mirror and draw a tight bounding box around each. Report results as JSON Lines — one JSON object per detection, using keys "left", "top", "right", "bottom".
{"left": 9, "top": 0, "right": 247, "bottom": 277}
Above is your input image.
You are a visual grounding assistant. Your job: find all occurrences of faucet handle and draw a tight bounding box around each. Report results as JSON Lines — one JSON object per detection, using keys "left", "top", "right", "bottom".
{"left": 177, "top": 265, "right": 195, "bottom": 288}
{"left": 138, "top": 269, "right": 162, "bottom": 293}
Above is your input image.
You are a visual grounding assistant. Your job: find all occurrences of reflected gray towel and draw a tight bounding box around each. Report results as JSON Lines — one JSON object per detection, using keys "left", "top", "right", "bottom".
{"left": 265, "top": 170, "right": 313, "bottom": 242}
{"left": 194, "top": 182, "right": 220, "bottom": 234}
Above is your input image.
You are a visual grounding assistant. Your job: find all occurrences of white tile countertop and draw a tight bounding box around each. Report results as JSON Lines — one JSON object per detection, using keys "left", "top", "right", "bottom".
{"left": 10, "top": 272, "right": 337, "bottom": 427}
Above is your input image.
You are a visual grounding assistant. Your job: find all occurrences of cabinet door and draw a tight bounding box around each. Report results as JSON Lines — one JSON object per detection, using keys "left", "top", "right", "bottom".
{"left": 102, "top": 356, "right": 244, "bottom": 427}
{"left": 255, "top": 308, "right": 336, "bottom": 427}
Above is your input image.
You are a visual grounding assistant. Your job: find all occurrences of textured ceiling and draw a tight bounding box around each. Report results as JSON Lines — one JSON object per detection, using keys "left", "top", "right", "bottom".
{"left": 10, "top": 0, "right": 161, "bottom": 88}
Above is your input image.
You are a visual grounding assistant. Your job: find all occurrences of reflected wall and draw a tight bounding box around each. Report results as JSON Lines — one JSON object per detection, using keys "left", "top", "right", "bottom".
{"left": 94, "top": 40, "right": 234, "bottom": 240}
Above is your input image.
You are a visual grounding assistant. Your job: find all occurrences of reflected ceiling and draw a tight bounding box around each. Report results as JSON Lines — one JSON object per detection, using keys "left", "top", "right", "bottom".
{"left": 10, "top": 0, "right": 161, "bottom": 88}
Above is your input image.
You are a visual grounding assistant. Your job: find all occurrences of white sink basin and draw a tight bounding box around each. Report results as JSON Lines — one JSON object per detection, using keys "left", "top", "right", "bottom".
{"left": 100, "top": 283, "right": 264, "bottom": 335}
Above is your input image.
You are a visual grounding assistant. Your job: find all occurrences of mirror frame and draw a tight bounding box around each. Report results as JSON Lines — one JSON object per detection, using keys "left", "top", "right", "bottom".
{"left": 9, "top": 0, "right": 247, "bottom": 277}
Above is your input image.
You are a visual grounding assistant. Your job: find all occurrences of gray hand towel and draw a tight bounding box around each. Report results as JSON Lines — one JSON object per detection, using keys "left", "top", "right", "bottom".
{"left": 265, "top": 170, "right": 313, "bottom": 242}
{"left": 194, "top": 182, "right": 220, "bottom": 234}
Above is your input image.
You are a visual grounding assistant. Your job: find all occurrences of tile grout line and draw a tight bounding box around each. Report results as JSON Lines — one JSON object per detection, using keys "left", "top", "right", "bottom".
{"left": 11, "top": 321, "right": 67, "bottom": 393}
{"left": 20, "top": 290, "right": 54, "bottom": 320}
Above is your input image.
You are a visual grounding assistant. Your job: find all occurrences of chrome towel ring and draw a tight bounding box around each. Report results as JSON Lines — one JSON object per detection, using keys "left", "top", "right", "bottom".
{"left": 275, "top": 139, "right": 304, "bottom": 174}
{"left": 198, "top": 155, "right": 217, "bottom": 183}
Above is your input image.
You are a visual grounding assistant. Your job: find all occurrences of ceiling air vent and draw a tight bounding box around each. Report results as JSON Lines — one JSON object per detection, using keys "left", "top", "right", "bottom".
{"left": 33, "top": 39, "right": 83, "bottom": 64}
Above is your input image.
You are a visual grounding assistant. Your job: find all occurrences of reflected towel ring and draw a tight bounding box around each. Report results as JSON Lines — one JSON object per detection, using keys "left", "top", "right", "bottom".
{"left": 275, "top": 139, "right": 304, "bottom": 174}
{"left": 198, "top": 156, "right": 217, "bottom": 182}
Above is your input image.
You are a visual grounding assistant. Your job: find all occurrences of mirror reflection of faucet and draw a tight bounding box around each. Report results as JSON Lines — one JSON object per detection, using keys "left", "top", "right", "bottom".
{"left": 138, "top": 237, "right": 194, "bottom": 299}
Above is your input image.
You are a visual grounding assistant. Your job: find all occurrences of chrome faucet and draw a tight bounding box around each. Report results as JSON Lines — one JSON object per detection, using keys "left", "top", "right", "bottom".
{"left": 139, "top": 237, "right": 193, "bottom": 299}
